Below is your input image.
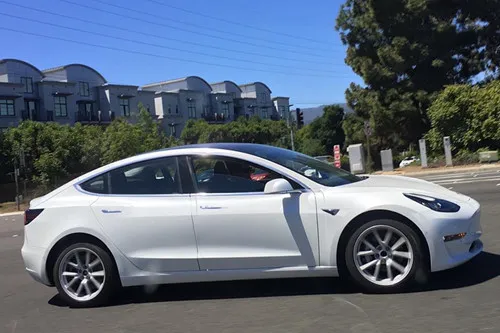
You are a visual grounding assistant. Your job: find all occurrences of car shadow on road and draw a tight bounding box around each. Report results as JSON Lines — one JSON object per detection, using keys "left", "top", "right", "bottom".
{"left": 48, "top": 251, "right": 500, "bottom": 308}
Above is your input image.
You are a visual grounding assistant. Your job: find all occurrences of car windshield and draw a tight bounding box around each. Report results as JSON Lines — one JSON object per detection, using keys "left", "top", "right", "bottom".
{"left": 232, "top": 145, "right": 362, "bottom": 187}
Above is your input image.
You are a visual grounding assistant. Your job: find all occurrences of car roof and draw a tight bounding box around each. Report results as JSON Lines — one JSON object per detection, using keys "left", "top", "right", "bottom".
{"left": 157, "top": 142, "right": 272, "bottom": 152}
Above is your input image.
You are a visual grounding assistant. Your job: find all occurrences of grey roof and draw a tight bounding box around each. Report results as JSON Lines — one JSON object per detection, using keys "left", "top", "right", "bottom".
{"left": 210, "top": 80, "right": 243, "bottom": 92}
{"left": 42, "top": 64, "right": 107, "bottom": 83}
{"left": 239, "top": 82, "right": 272, "bottom": 93}
{"left": 142, "top": 76, "right": 212, "bottom": 90}
{"left": 0, "top": 59, "right": 44, "bottom": 76}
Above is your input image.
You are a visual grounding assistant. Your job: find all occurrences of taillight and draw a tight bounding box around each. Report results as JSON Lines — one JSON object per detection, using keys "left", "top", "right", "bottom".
{"left": 24, "top": 209, "right": 44, "bottom": 226}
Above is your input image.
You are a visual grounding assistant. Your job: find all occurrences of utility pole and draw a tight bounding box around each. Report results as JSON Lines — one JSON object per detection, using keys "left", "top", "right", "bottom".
{"left": 364, "top": 120, "right": 372, "bottom": 173}
{"left": 287, "top": 104, "right": 295, "bottom": 151}
{"left": 14, "top": 164, "right": 20, "bottom": 211}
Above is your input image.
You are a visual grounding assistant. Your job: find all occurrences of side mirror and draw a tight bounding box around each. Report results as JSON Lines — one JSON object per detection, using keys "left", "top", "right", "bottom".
{"left": 264, "top": 178, "right": 293, "bottom": 194}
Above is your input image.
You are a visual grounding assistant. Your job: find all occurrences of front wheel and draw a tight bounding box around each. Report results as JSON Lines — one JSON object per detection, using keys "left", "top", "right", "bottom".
{"left": 53, "top": 243, "right": 117, "bottom": 307}
{"left": 345, "top": 219, "right": 428, "bottom": 293}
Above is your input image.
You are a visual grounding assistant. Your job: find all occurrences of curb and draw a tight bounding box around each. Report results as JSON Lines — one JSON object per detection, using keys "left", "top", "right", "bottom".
{"left": 0, "top": 211, "right": 24, "bottom": 218}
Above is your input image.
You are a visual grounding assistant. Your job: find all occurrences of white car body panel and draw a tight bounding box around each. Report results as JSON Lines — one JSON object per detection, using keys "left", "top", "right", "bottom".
{"left": 193, "top": 191, "right": 319, "bottom": 270}
{"left": 21, "top": 144, "right": 483, "bottom": 290}
{"left": 90, "top": 194, "right": 199, "bottom": 273}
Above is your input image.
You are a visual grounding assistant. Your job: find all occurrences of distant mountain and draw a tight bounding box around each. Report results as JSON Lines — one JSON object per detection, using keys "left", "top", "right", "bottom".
{"left": 300, "top": 103, "right": 353, "bottom": 125}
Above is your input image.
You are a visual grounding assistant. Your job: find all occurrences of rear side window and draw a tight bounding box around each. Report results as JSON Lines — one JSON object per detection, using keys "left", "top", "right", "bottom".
{"left": 79, "top": 157, "right": 183, "bottom": 195}
{"left": 109, "top": 157, "right": 181, "bottom": 195}
{"left": 80, "top": 174, "right": 107, "bottom": 194}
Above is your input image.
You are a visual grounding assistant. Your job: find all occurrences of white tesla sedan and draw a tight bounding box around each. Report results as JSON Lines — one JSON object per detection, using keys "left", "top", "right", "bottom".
{"left": 21, "top": 143, "right": 483, "bottom": 307}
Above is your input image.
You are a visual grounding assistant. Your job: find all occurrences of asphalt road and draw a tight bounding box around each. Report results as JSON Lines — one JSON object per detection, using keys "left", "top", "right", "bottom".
{"left": 1, "top": 170, "right": 499, "bottom": 333}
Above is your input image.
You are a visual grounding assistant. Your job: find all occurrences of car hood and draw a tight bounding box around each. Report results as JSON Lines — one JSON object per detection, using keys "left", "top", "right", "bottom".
{"left": 340, "top": 174, "right": 471, "bottom": 202}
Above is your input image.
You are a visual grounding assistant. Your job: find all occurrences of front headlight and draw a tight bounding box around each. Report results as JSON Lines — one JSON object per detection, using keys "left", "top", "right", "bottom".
{"left": 404, "top": 193, "right": 460, "bottom": 213}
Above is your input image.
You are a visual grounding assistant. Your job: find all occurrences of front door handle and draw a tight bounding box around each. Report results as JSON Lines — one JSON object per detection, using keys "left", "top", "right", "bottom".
{"left": 101, "top": 209, "right": 122, "bottom": 214}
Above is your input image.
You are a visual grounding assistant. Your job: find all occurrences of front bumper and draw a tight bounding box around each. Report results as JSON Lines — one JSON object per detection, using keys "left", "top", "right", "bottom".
{"left": 21, "top": 242, "right": 51, "bottom": 286}
{"left": 428, "top": 207, "right": 483, "bottom": 272}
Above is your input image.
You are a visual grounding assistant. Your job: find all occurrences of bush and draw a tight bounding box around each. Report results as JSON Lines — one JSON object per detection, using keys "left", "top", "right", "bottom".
{"left": 426, "top": 81, "right": 500, "bottom": 153}
{"left": 453, "top": 150, "right": 479, "bottom": 166}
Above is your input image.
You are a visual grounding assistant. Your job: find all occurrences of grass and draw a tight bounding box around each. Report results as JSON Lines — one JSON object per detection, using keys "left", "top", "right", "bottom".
{"left": 0, "top": 201, "right": 28, "bottom": 214}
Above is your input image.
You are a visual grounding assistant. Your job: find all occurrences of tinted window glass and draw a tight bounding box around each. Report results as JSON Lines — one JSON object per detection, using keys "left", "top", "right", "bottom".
{"left": 191, "top": 156, "right": 291, "bottom": 193}
{"left": 228, "top": 144, "right": 361, "bottom": 187}
{"left": 80, "top": 174, "right": 107, "bottom": 194}
{"left": 109, "top": 157, "right": 181, "bottom": 195}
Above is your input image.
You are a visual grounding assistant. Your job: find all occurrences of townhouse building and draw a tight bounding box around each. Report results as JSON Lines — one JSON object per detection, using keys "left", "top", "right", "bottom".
{"left": 0, "top": 58, "right": 292, "bottom": 137}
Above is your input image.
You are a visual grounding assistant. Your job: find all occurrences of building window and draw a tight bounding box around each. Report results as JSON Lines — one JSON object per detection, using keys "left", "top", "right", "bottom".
{"left": 79, "top": 82, "right": 90, "bottom": 97}
{"left": 168, "top": 104, "right": 172, "bottom": 114}
{"left": 261, "top": 107, "right": 268, "bottom": 119}
{"left": 259, "top": 93, "right": 267, "bottom": 103}
{"left": 20, "top": 77, "right": 33, "bottom": 93}
{"left": 54, "top": 96, "right": 67, "bottom": 117}
{"left": 188, "top": 102, "right": 196, "bottom": 118}
{"left": 119, "top": 98, "right": 130, "bottom": 117}
{"left": 221, "top": 103, "right": 229, "bottom": 116}
{"left": 279, "top": 106, "right": 285, "bottom": 118}
{"left": 176, "top": 105, "right": 179, "bottom": 114}
{"left": 169, "top": 123, "right": 176, "bottom": 136}
{"left": 0, "top": 99, "right": 15, "bottom": 116}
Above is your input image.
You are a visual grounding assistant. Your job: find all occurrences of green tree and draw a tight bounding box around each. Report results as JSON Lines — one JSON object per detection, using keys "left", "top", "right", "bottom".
{"left": 136, "top": 104, "right": 168, "bottom": 151}
{"left": 180, "top": 119, "right": 210, "bottom": 144}
{"left": 5, "top": 121, "right": 85, "bottom": 188}
{"left": 295, "top": 105, "right": 346, "bottom": 156}
{"left": 0, "top": 130, "right": 13, "bottom": 183}
{"left": 100, "top": 119, "right": 143, "bottom": 165}
{"left": 335, "top": 0, "right": 487, "bottom": 156}
{"left": 308, "top": 105, "right": 345, "bottom": 154}
{"left": 426, "top": 80, "right": 500, "bottom": 153}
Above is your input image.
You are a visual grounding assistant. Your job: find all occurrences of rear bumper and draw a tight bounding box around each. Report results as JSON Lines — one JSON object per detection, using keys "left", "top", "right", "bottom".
{"left": 428, "top": 207, "right": 483, "bottom": 272}
{"left": 21, "top": 242, "right": 51, "bottom": 286}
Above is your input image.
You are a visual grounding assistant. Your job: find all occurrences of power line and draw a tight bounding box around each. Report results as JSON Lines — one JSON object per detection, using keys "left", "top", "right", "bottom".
{"left": 0, "top": 27, "right": 344, "bottom": 78}
{"left": 60, "top": 0, "right": 331, "bottom": 60}
{"left": 92, "top": 0, "right": 338, "bottom": 53}
{"left": 144, "top": 0, "right": 333, "bottom": 47}
{"left": 0, "top": 0, "right": 335, "bottom": 66}
{"left": 0, "top": 12, "right": 344, "bottom": 75}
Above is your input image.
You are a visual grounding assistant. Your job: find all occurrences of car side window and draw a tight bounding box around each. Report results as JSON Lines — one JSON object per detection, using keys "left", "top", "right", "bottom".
{"left": 80, "top": 174, "right": 107, "bottom": 194}
{"left": 80, "top": 157, "right": 182, "bottom": 195}
{"left": 108, "top": 157, "right": 181, "bottom": 195}
{"left": 190, "top": 155, "right": 300, "bottom": 193}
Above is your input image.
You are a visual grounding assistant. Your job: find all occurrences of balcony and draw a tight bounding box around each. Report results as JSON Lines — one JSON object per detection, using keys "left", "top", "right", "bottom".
{"left": 75, "top": 111, "right": 115, "bottom": 124}
{"left": 202, "top": 113, "right": 230, "bottom": 123}
{"left": 21, "top": 110, "right": 38, "bottom": 121}
{"left": 76, "top": 111, "right": 100, "bottom": 123}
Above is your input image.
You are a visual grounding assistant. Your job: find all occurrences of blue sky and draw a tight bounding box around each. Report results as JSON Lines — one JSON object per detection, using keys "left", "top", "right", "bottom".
{"left": 1, "top": 0, "right": 363, "bottom": 107}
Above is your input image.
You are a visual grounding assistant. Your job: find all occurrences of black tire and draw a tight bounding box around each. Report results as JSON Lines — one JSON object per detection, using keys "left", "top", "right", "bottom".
{"left": 53, "top": 242, "right": 118, "bottom": 307}
{"left": 344, "top": 219, "right": 428, "bottom": 293}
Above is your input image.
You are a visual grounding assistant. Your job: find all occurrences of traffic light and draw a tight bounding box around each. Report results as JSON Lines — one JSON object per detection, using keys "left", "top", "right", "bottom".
{"left": 296, "top": 108, "right": 304, "bottom": 128}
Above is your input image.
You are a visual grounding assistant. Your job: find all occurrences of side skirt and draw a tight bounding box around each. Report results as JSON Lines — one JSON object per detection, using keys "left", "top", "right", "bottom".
{"left": 120, "top": 266, "right": 338, "bottom": 287}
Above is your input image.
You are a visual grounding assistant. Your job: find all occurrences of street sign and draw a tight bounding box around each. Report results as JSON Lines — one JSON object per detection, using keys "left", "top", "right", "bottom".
{"left": 333, "top": 144, "right": 341, "bottom": 168}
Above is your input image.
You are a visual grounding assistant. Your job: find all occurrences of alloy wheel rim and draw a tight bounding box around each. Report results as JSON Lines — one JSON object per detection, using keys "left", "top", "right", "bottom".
{"left": 58, "top": 247, "right": 106, "bottom": 302}
{"left": 353, "top": 225, "right": 414, "bottom": 286}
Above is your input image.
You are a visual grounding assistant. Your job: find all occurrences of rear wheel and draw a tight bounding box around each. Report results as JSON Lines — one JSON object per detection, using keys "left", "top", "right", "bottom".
{"left": 345, "top": 219, "right": 427, "bottom": 293}
{"left": 53, "top": 242, "right": 117, "bottom": 307}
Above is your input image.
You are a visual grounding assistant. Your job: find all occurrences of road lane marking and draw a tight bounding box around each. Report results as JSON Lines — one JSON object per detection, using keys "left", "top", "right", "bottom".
{"left": 433, "top": 177, "right": 500, "bottom": 185}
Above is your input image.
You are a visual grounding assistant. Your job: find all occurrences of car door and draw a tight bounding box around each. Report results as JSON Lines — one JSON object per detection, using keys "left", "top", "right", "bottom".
{"left": 87, "top": 156, "right": 199, "bottom": 273}
{"left": 189, "top": 154, "right": 320, "bottom": 271}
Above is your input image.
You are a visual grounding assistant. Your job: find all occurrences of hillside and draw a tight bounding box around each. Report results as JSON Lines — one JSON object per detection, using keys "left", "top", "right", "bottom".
{"left": 300, "top": 103, "right": 353, "bottom": 124}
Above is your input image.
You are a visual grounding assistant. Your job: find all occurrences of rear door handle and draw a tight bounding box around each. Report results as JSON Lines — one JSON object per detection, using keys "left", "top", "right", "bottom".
{"left": 200, "top": 206, "right": 224, "bottom": 210}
